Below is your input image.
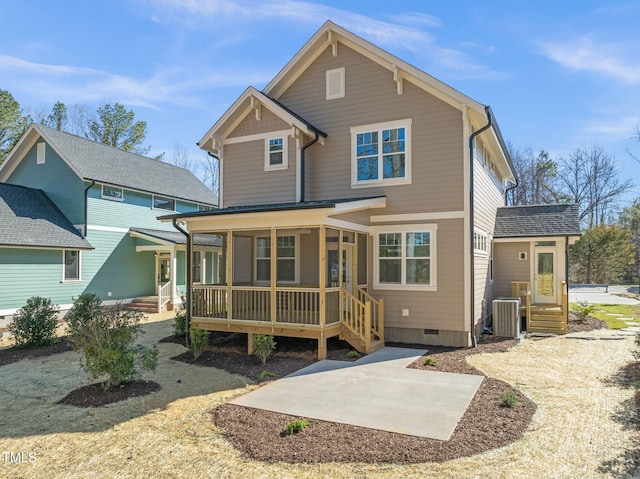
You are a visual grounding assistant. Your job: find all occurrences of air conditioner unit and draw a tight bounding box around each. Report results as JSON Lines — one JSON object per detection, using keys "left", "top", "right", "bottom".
{"left": 492, "top": 298, "right": 521, "bottom": 338}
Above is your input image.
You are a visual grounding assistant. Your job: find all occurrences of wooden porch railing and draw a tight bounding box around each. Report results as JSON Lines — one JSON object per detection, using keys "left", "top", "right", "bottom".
{"left": 157, "top": 281, "right": 172, "bottom": 312}
{"left": 511, "top": 281, "right": 531, "bottom": 328}
{"left": 357, "top": 286, "right": 384, "bottom": 342}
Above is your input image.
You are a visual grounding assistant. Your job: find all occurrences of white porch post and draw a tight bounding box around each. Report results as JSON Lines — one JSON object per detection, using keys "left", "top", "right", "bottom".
{"left": 171, "top": 247, "right": 178, "bottom": 308}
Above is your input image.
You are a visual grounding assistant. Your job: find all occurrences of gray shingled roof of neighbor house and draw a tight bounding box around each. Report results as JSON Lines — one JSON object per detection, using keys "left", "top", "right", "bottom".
{"left": 35, "top": 124, "right": 217, "bottom": 206}
{"left": 130, "top": 227, "right": 222, "bottom": 247}
{"left": 494, "top": 204, "right": 581, "bottom": 238}
{"left": 0, "top": 183, "right": 93, "bottom": 249}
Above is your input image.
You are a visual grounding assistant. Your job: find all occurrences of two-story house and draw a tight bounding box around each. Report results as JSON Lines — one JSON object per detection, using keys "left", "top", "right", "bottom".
{"left": 0, "top": 124, "right": 219, "bottom": 318}
{"left": 161, "top": 21, "right": 580, "bottom": 358}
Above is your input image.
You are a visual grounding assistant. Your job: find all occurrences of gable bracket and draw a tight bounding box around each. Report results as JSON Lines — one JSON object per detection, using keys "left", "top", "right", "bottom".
{"left": 328, "top": 31, "right": 338, "bottom": 57}
{"left": 250, "top": 96, "right": 261, "bottom": 121}
{"left": 392, "top": 64, "right": 404, "bottom": 95}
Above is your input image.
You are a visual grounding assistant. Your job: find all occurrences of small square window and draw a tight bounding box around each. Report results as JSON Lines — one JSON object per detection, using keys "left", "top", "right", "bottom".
{"left": 102, "top": 185, "right": 124, "bottom": 200}
{"left": 265, "top": 137, "right": 288, "bottom": 170}
{"left": 153, "top": 195, "right": 175, "bottom": 211}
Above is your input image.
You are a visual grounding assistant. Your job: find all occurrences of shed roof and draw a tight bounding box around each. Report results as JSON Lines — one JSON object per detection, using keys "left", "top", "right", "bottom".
{"left": 0, "top": 183, "right": 93, "bottom": 249}
{"left": 494, "top": 204, "right": 581, "bottom": 238}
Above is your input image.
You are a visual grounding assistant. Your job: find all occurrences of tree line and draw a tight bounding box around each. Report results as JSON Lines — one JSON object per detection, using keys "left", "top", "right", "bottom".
{"left": 507, "top": 144, "right": 639, "bottom": 285}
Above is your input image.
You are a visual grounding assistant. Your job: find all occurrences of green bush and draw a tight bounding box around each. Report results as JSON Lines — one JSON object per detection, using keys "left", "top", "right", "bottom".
{"left": 173, "top": 295, "right": 187, "bottom": 338}
{"left": 66, "top": 294, "right": 158, "bottom": 391}
{"left": 253, "top": 334, "right": 276, "bottom": 364}
{"left": 423, "top": 357, "right": 437, "bottom": 367}
{"left": 346, "top": 350, "right": 361, "bottom": 359}
{"left": 258, "top": 370, "right": 278, "bottom": 380}
{"left": 572, "top": 301, "right": 596, "bottom": 322}
{"left": 499, "top": 391, "right": 518, "bottom": 408}
{"left": 189, "top": 327, "right": 210, "bottom": 359}
{"left": 8, "top": 297, "right": 60, "bottom": 348}
{"left": 284, "top": 419, "right": 309, "bottom": 435}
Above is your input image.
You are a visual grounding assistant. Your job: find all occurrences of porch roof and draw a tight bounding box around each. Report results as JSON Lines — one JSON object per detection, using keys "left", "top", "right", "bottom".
{"left": 129, "top": 228, "right": 221, "bottom": 247}
{"left": 494, "top": 204, "right": 581, "bottom": 238}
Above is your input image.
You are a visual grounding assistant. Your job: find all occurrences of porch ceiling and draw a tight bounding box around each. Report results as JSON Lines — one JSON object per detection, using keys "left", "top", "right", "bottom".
{"left": 129, "top": 227, "right": 221, "bottom": 247}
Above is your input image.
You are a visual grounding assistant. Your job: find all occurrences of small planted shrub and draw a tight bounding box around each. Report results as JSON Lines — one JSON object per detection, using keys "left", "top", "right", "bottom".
{"left": 189, "top": 327, "right": 210, "bottom": 359}
{"left": 258, "top": 370, "right": 278, "bottom": 380}
{"left": 253, "top": 334, "right": 276, "bottom": 364}
{"left": 346, "top": 350, "right": 361, "bottom": 359}
{"left": 284, "top": 419, "right": 309, "bottom": 435}
{"left": 8, "top": 297, "right": 60, "bottom": 348}
{"left": 572, "top": 301, "right": 596, "bottom": 322}
{"left": 423, "top": 357, "right": 438, "bottom": 367}
{"left": 173, "top": 295, "right": 187, "bottom": 338}
{"left": 499, "top": 390, "right": 519, "bottom": 408}
{"left": 66, "top": 294, "right": 158, "bottom": 391}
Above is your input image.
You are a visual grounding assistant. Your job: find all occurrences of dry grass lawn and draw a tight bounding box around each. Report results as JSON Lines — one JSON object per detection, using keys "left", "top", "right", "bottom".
{"left": 0, "top": 319, "right": 637, "bottom": 479}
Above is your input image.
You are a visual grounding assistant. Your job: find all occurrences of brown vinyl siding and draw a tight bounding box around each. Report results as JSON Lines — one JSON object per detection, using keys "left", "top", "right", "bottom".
{"left": 277, "top": 44, "right": 464, "bottom": 214}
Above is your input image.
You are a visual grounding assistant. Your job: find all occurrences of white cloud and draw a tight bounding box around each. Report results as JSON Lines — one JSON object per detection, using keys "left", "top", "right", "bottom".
{"left": 537, "top": 35, "right": 640, "bottom": 84}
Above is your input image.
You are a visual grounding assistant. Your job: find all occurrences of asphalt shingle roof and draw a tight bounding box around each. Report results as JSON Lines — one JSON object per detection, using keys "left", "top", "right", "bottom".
{"left": 494, "top": 204, "right": 581, "bottom": 238}
{"left": 35, "top": 124, "right": 217, "bottom": 206}
{"left": 130, "top": 228, "right": 221, "bottom": 247}
{"left": 0, "top": 183, "right": 93, "bottom": 249}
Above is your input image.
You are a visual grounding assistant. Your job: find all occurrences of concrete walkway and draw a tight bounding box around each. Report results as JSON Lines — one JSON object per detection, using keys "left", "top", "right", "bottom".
{"left": 230, "top": 347, "right": 484, "bottom": 440}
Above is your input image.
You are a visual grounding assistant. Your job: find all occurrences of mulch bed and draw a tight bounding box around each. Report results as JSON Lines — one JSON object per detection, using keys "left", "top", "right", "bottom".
{"left": 0, "top": 338, "right": 74, "bottom": 367}
{"left": 57, "top": 380, "right": 161, "bottom": 408}
{"left": 567, "top": 313, "right": 607, "bottom": 333}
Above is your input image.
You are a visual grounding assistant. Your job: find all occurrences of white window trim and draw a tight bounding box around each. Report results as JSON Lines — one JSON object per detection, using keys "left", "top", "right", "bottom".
{"left": 152, "top": 194, "right": 176, "bottom": 212}
{"left": 37, "top": 142, "right": 46, "bottom": 164}
{"left": 372, "top": 223, "right": 436, "bottom": 291}
{"left": 473, "top": 230, "right": 489, "bottom": 256}
{"left": 326, "top": 67, "right": 345, "bottom": 100}
{"left": 254, "top": 233, "right": 299, "bottom": 284}
{"left": 62, "top": 250, "right": 82, "bottom": 283}
{"left": 101, "top": 184, "right": 124, "bottom": 201}
{"left": 264, "top": 136, "right": 288, "bottom": 171}
{"left": 350, "top": 118, "right": 412, "bottom": 188}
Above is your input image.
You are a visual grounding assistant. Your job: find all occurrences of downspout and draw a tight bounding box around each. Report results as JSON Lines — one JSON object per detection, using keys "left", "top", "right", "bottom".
{"left": 173, "top": 218, "right": 191, "bottom": 348}
{"left": 505, "top": 178, "right": 519, "bottom": 205}
{"left": 83, "top": 180, "right": 95, "bottom": 238}
{"left": 300, "top": 131, "right": 320, "bottom": 202}
{"left": 468, "top": 106, "right": 493, "bottom": 347}
{"left": 565, "top": 235, "right": 570, "bottom": 322}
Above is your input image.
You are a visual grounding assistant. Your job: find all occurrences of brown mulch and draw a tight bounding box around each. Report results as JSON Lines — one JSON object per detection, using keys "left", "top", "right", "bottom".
{"left": 57, "top": 380, "right": 161, "bottom": 408}
{"left": 567, "top": 312, "right": 607, "bottom": 333}
{"left": 0, "top": 338, "right": 74, "bottom": 367}
{"left": 211, "top": 335, "right": 538, "bottom": 464}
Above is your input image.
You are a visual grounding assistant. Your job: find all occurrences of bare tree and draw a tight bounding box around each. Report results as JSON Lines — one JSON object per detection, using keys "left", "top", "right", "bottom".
{"left": 202, "top": 152, "right": 220, "bottom": 204}
{"left": 506, "top": 145, "right": 558, "bottom": 206}
{"left": 556, "top": 145, "right": 633, "bottom": 227}
{"left": 167, "top": 142, "right": 196, "bottom": 171}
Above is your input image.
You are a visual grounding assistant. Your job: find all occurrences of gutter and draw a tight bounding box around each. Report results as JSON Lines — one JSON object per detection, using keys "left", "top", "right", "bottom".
{"left": 172, "top": 218, "right": 191, "bottom": 348}
{"left": 300, "top": 131, "right": 320, "bottom": 202}
{"left": 83, "top": 180, "right": 95, "bottom": 238}
{"left": 468, "top": 106, "right": 493, "bottom": 347}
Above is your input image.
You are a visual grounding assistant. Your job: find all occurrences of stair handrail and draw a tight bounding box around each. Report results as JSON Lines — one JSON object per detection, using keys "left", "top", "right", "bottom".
{"left": 158, "top": 281, "right": 172, "bottom": 312}
{"left": 356, "top": 286, "right": 384, "bottom": 341}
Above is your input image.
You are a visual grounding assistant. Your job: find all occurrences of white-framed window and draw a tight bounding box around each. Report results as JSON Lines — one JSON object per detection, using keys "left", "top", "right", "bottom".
{"left": 373, "top": 224, "right": 436, "bottom": 291}
{"left": 101, "top": 185, "right": 124, "bottom": 201}
{"left": 153, "top": 195, "right": 175, "bottom": 211}
{"left": 351, "top": 119, "right": 412, "bottom": 187}
{"left": 198, "top": 204, "right": 215, "bottom": 212}
{"left": 326, "top": 67, "right": 345, "bottom": 100}
{"left": 63, "top": 250, "right": 81, "bottom": 282}
{"left": 37, "top": 142, "right": 46, "bottom": 164}
{"left": 265, "top": 137, "right": 288, "bottom": 170}
{"left": 255, "top": 235, "right": 298, "bottom": 283}
{"left": 474, "top": 231, "right": 489, "bottom": 254}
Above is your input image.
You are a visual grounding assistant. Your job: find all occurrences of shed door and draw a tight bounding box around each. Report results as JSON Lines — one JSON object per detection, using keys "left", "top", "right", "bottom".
{"left": 534, "top": 248, "right": 556, "bottom": 304}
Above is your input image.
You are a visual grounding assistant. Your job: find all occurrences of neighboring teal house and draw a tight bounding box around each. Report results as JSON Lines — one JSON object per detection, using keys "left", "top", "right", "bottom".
{"left": 0, "top": 123, "right": 219, "bottom": 317}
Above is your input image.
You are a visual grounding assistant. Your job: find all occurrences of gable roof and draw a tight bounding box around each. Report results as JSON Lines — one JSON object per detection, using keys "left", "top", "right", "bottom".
{"left": 0, "top": 124, "right": 217, "bottom": 206}
{"left": 0, "top": 183, "right": 93, "bottom": 250}
{"left": 494, "top": 204, "right": 581, "bottom": 238}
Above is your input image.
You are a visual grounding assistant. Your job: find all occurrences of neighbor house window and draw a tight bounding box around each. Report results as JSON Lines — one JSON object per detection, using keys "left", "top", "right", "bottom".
{"left": 374, "top": 225, "right": 436, "bottom": 291}
{"left": 153, "top": 195, "right": 175, "bottom": 211}
{"left": 474, "top": 231, "right": 489, "bottom": 254}
{"left": 351, "top": 119, "right": 411, "bottom": 187}
{"left": 265, "top": 137, "right": 288, "bottom": 170}
{"left": 255, "top": 235, "right": 297, "bottom": 282}
{"left": 193, "top": 251, "right": 202, "bottom": 283}
{"left": 63, "top": 250, "right": 81, "bottom": 281}
{"left": 101, "top": 185, "right": 124, "bottom": 201}
{"left": 37, "top": 142, "right": 46, "bottom": 164}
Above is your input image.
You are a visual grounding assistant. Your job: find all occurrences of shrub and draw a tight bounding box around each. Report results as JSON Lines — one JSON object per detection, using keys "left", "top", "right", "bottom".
{"left": 173, "top": 295, "right": 187, "bottom": 338}
{"left": 346, "top": 350, "right": 361, "bottom": 359}
{"left": 423, "top": 357, "right": 437, "bottom": 367}
{"left": 258, "top": 370, "right": 278, "bottom": 380}
{"left": 499, "top": 391, "right": 518, "bottom": 408}
{"left": 572, "top": 301, "right": 596, "bottom": 322}
{"left": 66, "top": 294, "right": 158, "bottom": 391}
{"left": 8, "top": 297, "right": 60, "bottom": 348}
{"left": 252, "top": 334, "right": 276, "bottom": 364}
{"left": 284, "top": 419, "right": 309, "bottom": 435}
{"left": 189, "top": 327, "right": 210, "bottom": 359}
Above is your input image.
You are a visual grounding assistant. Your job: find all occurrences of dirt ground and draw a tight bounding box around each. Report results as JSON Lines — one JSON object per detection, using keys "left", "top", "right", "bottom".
{"left": 0, "top": 318, "right": 638, "bottom": 478}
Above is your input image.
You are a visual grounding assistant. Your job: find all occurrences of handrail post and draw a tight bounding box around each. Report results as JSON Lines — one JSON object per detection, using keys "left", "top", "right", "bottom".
{"left": 364, "top": 301, "right": 372, "bottom": 353}
{"left": 378, "top": 298, "right": 384, "bottom": 342}
{"left": 157, "top": 284, "right": 161, "bottom": 313}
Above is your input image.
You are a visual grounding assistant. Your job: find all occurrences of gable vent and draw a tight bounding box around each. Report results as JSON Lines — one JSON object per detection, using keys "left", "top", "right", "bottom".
{"left": 326, "top": 67, "right": 345, "bottom": 100}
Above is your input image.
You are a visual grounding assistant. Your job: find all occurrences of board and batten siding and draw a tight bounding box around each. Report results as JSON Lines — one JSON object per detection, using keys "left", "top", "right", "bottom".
{"left": 6, "top": 141, "right": 85, "bottom": 225}
{"left": 277, "top": 44, "right": 464, "bottom": 215}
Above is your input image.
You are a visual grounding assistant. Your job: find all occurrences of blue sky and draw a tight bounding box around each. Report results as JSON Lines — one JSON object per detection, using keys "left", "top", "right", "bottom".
{"left": 1, "top": 0, "right": 639, "bottom": 202}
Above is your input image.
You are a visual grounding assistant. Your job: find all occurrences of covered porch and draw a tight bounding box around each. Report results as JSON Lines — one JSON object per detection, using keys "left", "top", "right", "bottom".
{"left": 164, "top": 198, "right": 387, "bottom": 359}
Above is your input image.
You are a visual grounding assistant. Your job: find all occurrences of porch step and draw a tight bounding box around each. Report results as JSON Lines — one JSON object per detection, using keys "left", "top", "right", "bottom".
{"left": 528, "top": 313, "right": 567, "bottom": 335}
{"left": 340, "top": 327, "right": 384, "bottom": 354}
{"left": 128, "top": 297, "right": 160, "bottom": 313}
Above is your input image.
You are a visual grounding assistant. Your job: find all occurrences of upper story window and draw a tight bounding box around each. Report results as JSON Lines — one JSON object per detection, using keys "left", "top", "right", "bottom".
{"left": 63, "top": 250, "right": 81, "bottom": 282}
{"left": 265, "top": 137, "right": 288, "bottom": 170}
{"left": 351, "top": 119, "right": 412, "bottom": 187}
{"left": 153, "top": 195, "right": 175, "bottom": 211}
{"left": 37, "top": 142, "right": 46, "bottom": 164}
{"left": 326, "top": 67, "right": 345, "bottom": 100}
{"left": 101, "top": 185, "right": 124, "bottom": 201}
{"left": 198, "top": 204, "right": 215, "bottom": 212}
{"left": 474, "top": 231, "right": 489, "bottom": 254}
